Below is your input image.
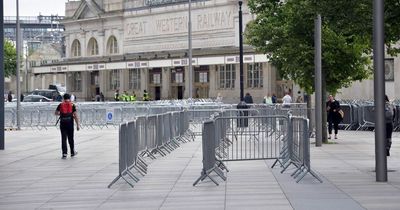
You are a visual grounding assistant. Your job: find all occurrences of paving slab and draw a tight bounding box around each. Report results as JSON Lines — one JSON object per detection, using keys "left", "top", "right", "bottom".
{"left": 0, "top": 128, "right": 399, "bottom": 209}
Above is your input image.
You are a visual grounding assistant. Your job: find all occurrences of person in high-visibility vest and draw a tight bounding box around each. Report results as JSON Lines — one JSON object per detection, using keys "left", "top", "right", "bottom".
{"left": 114, "top": 89, "right": 120, "bottom": 101}
{"left": 122, "top": 91, "right": 129, "bottom": 102}
{"left": 130, "top": 91, "right": 137, "bottom": 102}
{"left": 143, "top": 90, "right": 150, "bottom": 101}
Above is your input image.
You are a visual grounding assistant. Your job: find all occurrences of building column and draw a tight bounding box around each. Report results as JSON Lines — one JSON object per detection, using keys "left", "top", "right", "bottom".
{"left": 209, "top": 65, "right": 217, "bottom": 97}
{"left": 161, "top": 67, "right": 170, "bottom": 99}
{"left": 141, "top": 68, "right": 148, "bottom": 95}
{"left": 41, "top": 75, "right": 45, "bottom": 89}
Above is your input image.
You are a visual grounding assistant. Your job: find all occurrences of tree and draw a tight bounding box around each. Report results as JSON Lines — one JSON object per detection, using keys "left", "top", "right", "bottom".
{"left": 245, "top": 0, "right": 400, "bottom": 95}
{"left": 4, "top": 39, "right": 17, "bottom": 78}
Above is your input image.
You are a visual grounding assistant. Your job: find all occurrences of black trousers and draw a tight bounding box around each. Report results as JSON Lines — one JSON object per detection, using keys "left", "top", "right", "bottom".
{"left": 386, "top": 122, "right": 393, "bottom": 151}
{"left": 60, "top": 123, "right": 74, "bottom": 155}
{"left": 328, "top": 120, "right": 339, "bottom": 135}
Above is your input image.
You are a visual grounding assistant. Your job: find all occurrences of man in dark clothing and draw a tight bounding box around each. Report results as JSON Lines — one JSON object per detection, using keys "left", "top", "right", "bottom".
{"left": 7, "top": 91, "right": 12, "bottom": 102}
{"left": 244, "top": 92, "right": 254, "bottom": 104}
{"left": 55, "top": 93, "right": 80, "bottom": 159}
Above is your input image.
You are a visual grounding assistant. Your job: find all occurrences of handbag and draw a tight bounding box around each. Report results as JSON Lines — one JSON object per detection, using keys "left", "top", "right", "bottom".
{"left": 338, "top": 109, "right": 344, "bottom": 119}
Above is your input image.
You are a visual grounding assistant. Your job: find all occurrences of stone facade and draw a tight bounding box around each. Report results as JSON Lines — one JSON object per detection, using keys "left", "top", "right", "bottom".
{"left": 31, "top": 0, "right": 294, "bottom": 102}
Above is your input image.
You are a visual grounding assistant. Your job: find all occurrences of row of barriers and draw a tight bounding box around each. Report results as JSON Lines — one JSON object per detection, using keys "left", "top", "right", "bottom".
{"left": 108, "top": 110, "right": 195, "bottom": 188}
{"left": 339, "top": 102, "right": 400, "bottom": 131}
{"left": 4, "top": 101, "right": 309, "bottom": 130}
{"left": 193, "top": 111, "right": 322, "bottom": 186}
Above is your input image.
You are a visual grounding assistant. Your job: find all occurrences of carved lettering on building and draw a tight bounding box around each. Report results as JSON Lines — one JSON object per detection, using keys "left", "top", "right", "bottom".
{"left": 124, "top": 6, "right": 235, "bottom": 39}
{"left": 155, "top": 16, "right": 187, "bottom": 34}
{"left": 126, "top": 21, "right": 147, "bottom": 36}
{"left": 197, "top": 10, "right": 233, "bottom": 30}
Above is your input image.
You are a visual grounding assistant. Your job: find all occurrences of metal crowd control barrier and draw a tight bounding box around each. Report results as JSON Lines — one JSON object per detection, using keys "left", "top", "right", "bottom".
{"left": 280, "top": 117, "right": 323, "bottom": 183}
{"left": 193, "top": 113, "right": 322, "bottom": 186}
{"left": 108, "top": 110, "right": 195, "bottom": 188}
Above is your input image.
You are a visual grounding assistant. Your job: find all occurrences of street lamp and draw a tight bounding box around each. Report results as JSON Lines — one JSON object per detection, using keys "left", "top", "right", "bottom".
{"left": 238, "top": 0, "right": 244, "bottom": 101}
{"left": 16, "top": 0, "right": 21, "bottom": 130}
{"left": 188, "top": 0, "right": 193, "bottom": 99}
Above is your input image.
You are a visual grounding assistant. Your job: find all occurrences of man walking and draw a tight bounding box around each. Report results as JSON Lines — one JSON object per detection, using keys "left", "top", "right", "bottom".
{"left": 55, "top": 93, "right": 80, "bottom": 159}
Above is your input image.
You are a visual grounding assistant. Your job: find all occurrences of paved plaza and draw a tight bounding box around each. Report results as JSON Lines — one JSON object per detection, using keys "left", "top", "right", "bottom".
{"left": 0, "top": 127, "right": 399, "bottom": 210}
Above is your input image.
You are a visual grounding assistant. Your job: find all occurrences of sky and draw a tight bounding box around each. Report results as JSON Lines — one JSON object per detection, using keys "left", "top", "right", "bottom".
{"left": 4, "top": 0, "right": 67, "bottom": 17}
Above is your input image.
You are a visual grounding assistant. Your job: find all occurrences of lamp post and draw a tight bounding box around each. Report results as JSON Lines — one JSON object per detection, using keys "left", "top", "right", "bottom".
{"left": 238, "top": 0, "right": 244, "bottom": 101}
{"left": 1, "top": 0, "right": 5, "bottom": 149}
{"left": 16, "top": 0, "right": 21, "bottom": 130}
{"left": 373, "top": 0, "right": 387, "bottom": 182}
{"left": 188, "top": 0, "right": 193, "bottom": 99}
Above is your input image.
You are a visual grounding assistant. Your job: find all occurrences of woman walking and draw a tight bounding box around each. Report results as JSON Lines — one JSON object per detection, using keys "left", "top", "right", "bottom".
{"left": 326, "top": 95, "right": 342, "bottom": 139}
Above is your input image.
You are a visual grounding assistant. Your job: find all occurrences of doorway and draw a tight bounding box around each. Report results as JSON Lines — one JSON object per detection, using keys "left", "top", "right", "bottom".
{"left": 177, "top": 86, "right": 184, "bottom": 99}
{"left": 155, "top": 86, "right": 161, "bottom": 100}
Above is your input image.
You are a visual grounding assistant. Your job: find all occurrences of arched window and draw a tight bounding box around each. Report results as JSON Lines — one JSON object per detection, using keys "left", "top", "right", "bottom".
{"left": 71, "top": 39, "right": 81, "bottom": 57}
{"left": 107, "top": 36, "right": 118, "bottom": 55}
{"left": 88, "top": 37, "right": 99, "bottom": 56}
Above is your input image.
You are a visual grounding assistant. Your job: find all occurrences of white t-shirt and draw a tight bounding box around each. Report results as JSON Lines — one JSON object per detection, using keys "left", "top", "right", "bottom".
{"left": 282, "top": 94, "right": 292, "bottom": 105}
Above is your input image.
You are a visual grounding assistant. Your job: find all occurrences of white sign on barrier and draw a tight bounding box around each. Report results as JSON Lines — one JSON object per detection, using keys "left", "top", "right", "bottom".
{"left": 106, "top": 109, "right": 114, "bottom": 123}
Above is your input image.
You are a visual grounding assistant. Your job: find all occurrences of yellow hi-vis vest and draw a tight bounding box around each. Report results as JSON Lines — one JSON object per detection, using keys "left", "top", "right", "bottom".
{"left": 130, "top": 94, "right": 136, "bottom": 101}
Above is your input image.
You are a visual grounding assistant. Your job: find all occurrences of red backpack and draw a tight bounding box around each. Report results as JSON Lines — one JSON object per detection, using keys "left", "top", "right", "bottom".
{"left": 59, "top": 102, "right": 73, "bottom": 123}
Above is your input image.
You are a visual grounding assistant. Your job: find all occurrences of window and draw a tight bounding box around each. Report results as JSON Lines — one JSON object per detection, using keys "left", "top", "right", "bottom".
{"left": 128, "top": 69, "right": 141, "bottom": 90}
{"left": 218, "top": 64, "right": 236, "bottom": 89}
{"left": 71, "top": 72, "right": 82, "bottom": 91}
{"left": 71, "top": 39, "right": 81, "bottom": 57}
{"left": 107, "top": 36, "right": 118, "bottom": 55}
{"left": 171, "top": 68, "right": 184, "bottom": 84}
{"left": 195, "top": 72, "right": 208, "bottom": 83}
{"left": 109, "top": 70, "right": 120, "bottom": 90}
{"left": 247, "top": 63, "right": 263, "bottom": 88}
{"left": 88, "top": 38, "right": 99, "bottom": 56}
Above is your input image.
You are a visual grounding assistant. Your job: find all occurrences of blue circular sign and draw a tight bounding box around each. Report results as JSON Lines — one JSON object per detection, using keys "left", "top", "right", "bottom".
{"left": 107, "top": 113, "right": 113, "bottom": 120}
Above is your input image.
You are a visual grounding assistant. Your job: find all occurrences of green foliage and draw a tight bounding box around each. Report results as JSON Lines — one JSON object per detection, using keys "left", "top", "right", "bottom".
{"left": 246, "top": 0, "right": 399, "bottom": 94}
{"left": 4, "top": 39, "right": 17, "bottom": 78}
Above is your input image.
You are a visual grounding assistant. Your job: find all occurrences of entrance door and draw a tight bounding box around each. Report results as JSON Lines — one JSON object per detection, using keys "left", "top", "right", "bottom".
{"left": 90, "top": 71, "right": 99, "bottom": 101}
{"left": 177, "top": 86, "right": 184, "bottom": 99}
{"left": 155, "top": 86, "right": 161, "bottom": 100}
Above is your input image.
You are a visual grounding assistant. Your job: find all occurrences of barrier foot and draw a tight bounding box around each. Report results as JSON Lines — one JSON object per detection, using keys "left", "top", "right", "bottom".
{"left": 108, "top": 173, "right": 134, "bottom": 188}
{"left": 292, "top": 166, "right": 305, "bottom": 178}
{"left": 280, "top": 161, "right": 293, "bottom": 173}
{"left": 271, "top": 158, "right": 283, "bottom": 169}
{"left": 126, "top": 170, "right": 140, "bottom": 182}
{"left": 193, "top": 168, "right": 221, "bottom": 186}
{"left": 108, "top": 175, "right": 122, "bottom": 188}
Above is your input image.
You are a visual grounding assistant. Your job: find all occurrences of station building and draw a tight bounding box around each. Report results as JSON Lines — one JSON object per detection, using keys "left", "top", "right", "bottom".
{"left": 31, "top": 0, "right": 400, "bottom": 102}
{"left": 31, "top": 0, "right": 294, "bottom": 102}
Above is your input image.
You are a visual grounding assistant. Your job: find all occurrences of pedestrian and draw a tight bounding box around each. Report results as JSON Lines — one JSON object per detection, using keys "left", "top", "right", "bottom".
{"left": 114, "top": 89, "right": 120, "bottom": 101}
{"left": 70, "top": 94, "right": 76, "bottom": 102}
{"left": 20, "top": 93, "right": 24, "bottom": 102}
{"left": 143, "top": 90, "right": 150, "bottom": 101}
{"left": 282, "top": 91, "right": 292, "bottom": 108}
{"left": 130, "top": 91, "right": 137, "bottom": 102}
{"left": 55, "top": 93, "right": 80, "bottom": 159}
{"left": 326, "top": 95, "right": 341, "bottom": 139}
{"left": 100, "top": 92, "right": 105, "bottom": 102}
{"left": 271, "top": 93, "right": 277, "bottom": 104}
{"left": 95, "top": 93, "right": 100, "bottom": 101}
{"left": 56, "top": 94, "right": 63, "bottom": 102}
{"left": 296, "top": 91, "right": 303, "bottom": 103}
{"left": 7, "top": 91, "right": 12, "bottom": 102}
{"left": 263, "top": 93, "right": 273, "bottom": 105}
{"left": 216, "top": 93, "right": 223, "bottom": 102}
{"left": 122, "top": 91, "right": 129, "bottom": 102}
{"left": 244, "top": 92, "right": 253, "bottom": 104}
{"left": 385, "top": 95, "right": 395, "bottom": 156}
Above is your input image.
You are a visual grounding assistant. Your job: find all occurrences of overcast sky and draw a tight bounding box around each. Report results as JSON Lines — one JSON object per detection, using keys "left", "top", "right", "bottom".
{"left": 4, "top": 0, "right": 67, "bottom": 16}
